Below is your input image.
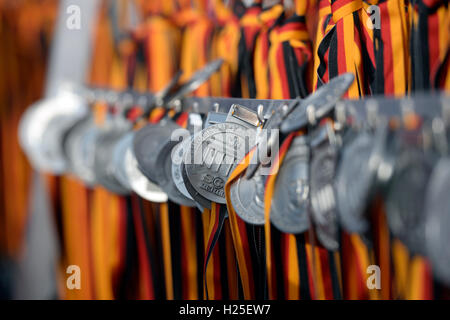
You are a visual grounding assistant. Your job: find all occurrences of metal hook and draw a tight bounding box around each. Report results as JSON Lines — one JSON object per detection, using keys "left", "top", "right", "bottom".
{"left": 326, "top": 121, "right": 338, "bottom": 147}
{"left": 172, "top": 99, "right": 182, "bottom": 113}
{"left": 193, "top": 101, "right": 200, "bottom": 114}
{"left": 442, "top": 97, "right": 450, "bottom": 127}
{"left": 307, "top": 104, "right": 317, "bottom": 126}
{"left": 432, "top": 117, "right": 448, "bottom": 156}
{"left": 334, "top": 101, "right": 347, "bottom": 131}
{"left": 257, "top": 104, "right": 265, "bottom": 125}
{"left": 366, "top": 99, "right": 379, "bottom": 129}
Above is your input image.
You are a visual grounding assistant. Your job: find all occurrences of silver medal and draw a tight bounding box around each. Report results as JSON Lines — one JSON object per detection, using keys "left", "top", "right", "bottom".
{"left": 310, "top": 144, "right": 339, "bottom": 251}
{"left": 184, "top": 121, "right": 256, "bottom": 204}
{"left": 18, "top": 88, "right": 88, "bottom": 174}
{"left": 93, "top": 125, "right": 131, "bottom": 195}
{"left": 230, "top": 167, "right": 266, "bottom": 226}
{"left": 153, "top": 136, "right": 197, "bottom": 207}
{"left": 133, "top": 120, "right": 179, "bottom": 183}
{"left": 64, "top": 116, "right": 102, "bottom": 186}
{"left": 335, "top": 131, "right": 374, "bottom": 234}
{"left": 172, "top": 111, "right": 227, "bottom": 211}
{"left": 124, "top": 136, "right": 168, "bottom": 203}
{"left": 425, "top": 158, "right": 450, "bottom": 286}
{"left": 270, "top": 135, "right": 310, "bottom": 234}
{"left": 111, "top": 131, "right": 134, "bottom": 191}
{"left": 385, "top": 147, "right": 433, "bottom": 255}
{"left": 172, "top": 137, "right": 196, "bottom": 201}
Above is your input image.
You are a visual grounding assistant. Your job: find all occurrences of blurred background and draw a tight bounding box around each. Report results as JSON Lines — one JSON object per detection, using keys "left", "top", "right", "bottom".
{"left": 0, "top": 0, "right": 58, "bottom": 299}
{"left": 0, "top": 0, "right": 449, "bottom": 300}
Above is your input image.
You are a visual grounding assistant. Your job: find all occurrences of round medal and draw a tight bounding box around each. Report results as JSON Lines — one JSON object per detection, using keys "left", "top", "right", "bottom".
{"left": 184, "top": 122, "right": 256, "bottom": 204}
{"left": 425, "top": 158, "right": 450, "bottom": 285}
{"left": 310, "top": 144, "right": 339, "bottom": 251}
{"left": 270, "top": 136, "right": 311, "bottom": 234}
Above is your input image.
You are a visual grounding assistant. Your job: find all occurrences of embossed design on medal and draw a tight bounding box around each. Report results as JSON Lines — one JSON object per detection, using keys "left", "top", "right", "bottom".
{"left": 270, "top": 136, "right": 311, "bottom": 234}
{"left": 184, "top": 104, "right": 259, "bottom": 204}
{"left": 174, "top": 109, "right": 227, "bottom": 211}
{"left": 310, "top": 143, "right": 340, "bottom": 251}
{"left": 185, "top": 123, "right": 251, "bottom": 203}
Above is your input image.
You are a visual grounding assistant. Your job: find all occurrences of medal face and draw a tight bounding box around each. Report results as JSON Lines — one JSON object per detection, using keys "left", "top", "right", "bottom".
{"left": 124, "top": 139, "right": 168, "bottom": 203}
{"left": 386, "top": 148, "right": 432, "bottom": 254}
{"left": 154, "top": 138, "right": 196, "bottom": 207}
{"left": 172, "top": 137, "right": 195, "bottom": 201}
{"left": 18, "top": 89, "right": 88, "bottom": 174}
{"left": 65, "top": 117, "right": 101, "bottom": 186}
{"left": 270, "top": 136, "right": 310, "bottom": 234}
{"left": 172, "top": 112, "right": 228, "bottom": 211}
{"left": 336, "top": 131, "right": 374, "bottom": 234}
{"left": 280, "top": 73, "right": 354, "bottom": 134}
{"left": 425, "top": 158, "right": 450, "bottom": 286}
{"left": 310, "top": 144, "right": 339, "bottom": 251}
{"left": 184, "top": 122, "right": 256, "bottom": 204}
{"left": 111, "top": 132, "right": 133, "bottom": 191}
{"left": 181, "top": 160, "right": 211, "bottom": 210}
{"left": 94, "top": 128, "right": 131, "bottom": 195}
{"left": 133, "top": 121, "right": 179, "bottom": 183}
{"left": 230, "top": 168, "right": 266, "bottom": 226}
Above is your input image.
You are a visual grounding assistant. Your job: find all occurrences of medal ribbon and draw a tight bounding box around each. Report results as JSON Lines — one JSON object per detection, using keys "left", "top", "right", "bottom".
{"left": 410, "top": 0, "right": 449, "bottom": 91}
{"left": 371, "top": 0, "right": 410, "bottom": 96}
{"left": 317, "top": 0, "right": 375, "bottom": 98}
{"left": 224, "top": 148, "right": 259, "bottom": 300}
{"left": 254, "top": 4, "right": 285, "bottom": 99}
{"left": 237, "top": 1, "right": 263, "bottom": 98}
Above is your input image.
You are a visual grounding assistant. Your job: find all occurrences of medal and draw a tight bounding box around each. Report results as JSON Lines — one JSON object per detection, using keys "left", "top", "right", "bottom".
{"left": 133, "top": 120, "right": 179, "bottom": 184}
{"left": 111, "top": 131, "right": 134, "bottom": 191}
{"left": 93, "top": 123, "right": 132, "bottom": 195}
{"left": 64, "top": 116, "right": 100, "bottom": 186}
{"left": 385, "top": 124, "right": 434, "bottom": 255}
{"left": 183, "top": 104, "right": 259, "bottom": 205}
{"left": 230, "top": 166, "right": 267, "bottom": 226}
{"left": 270, "top": 135, "right": 311, "bottom": 234}
{"left": 124, "top": 132, "right": 168, "bottom": 202}
{"left": 425, "top": 158, "right": 450, "bottom": 285}
{"left": 18, "top": 88, "right": 88, "bottom": 174}
{"left": 153, "top": 134, "right": 197, "bottom": 207}
{"left": 310, "top": 141, "right": 340, "bottom": 251}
